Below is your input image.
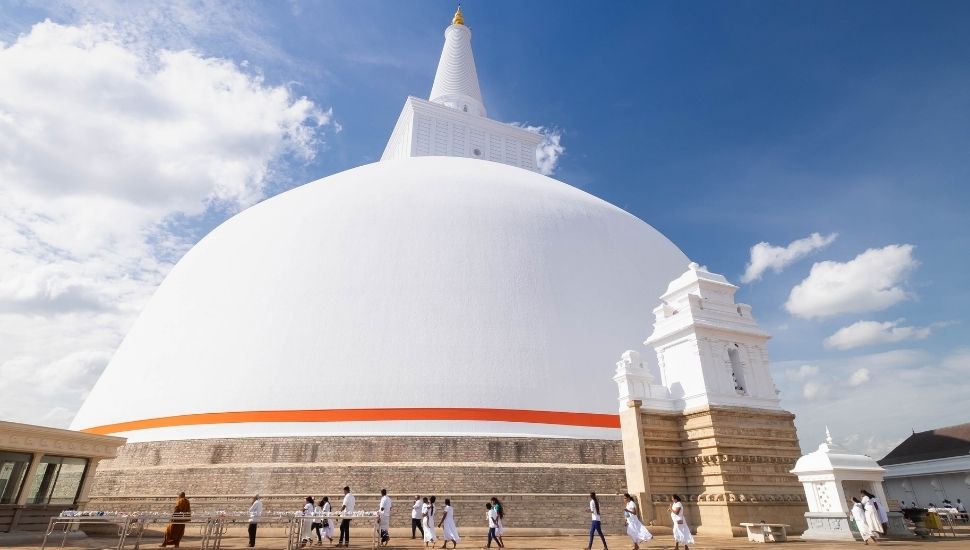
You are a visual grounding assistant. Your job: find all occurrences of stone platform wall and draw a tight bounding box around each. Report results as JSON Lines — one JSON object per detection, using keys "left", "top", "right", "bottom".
{"left": 622, "top": 403, "right": 809, "bottom": 536}
{"left": 86, "top": 436, "right": 631, "bottom": 531}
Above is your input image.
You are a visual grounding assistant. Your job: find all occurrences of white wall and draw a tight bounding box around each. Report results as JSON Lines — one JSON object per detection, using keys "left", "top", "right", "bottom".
{"left": 885, "top": 472, "right": 970, "bottom": 507}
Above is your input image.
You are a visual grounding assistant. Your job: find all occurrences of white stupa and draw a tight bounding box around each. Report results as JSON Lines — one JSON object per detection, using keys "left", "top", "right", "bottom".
{"left": 71, "top": 8, "right": 688, "bottom": 442}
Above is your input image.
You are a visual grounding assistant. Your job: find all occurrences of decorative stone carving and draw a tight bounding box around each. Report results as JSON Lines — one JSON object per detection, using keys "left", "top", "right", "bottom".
{"left": 0, "top": 421, "right": 125, "bottom": 459}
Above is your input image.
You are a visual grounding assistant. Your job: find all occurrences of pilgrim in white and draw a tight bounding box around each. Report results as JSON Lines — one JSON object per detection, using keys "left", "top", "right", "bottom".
{"left": 300, "top": 497, "right": 315, "bottom": 544}
{"left": 320, "top": 497, "right": 334, "bottom": 544}
{"left": 861, "top": 491, "right": 884, "bottom": 538}
{"left": 585, "top": 492, "right": 608, "bottom": 550}
{"left": 850, "top": 497, "right": 878, "bottom": 544}
{"left": 423, "top": 496, "right": 437, "bottom": 546}
{"left": 622, "top": 493, "right": 652, "bottom": 550}
{"left": 379, "top": 489, "right": 392, "bottom": 546}
{"left": 439, "top": 498, "right": 460, "bottom": 548}
{"left": 669, "top": 495, "right": 694, "bottom": 549}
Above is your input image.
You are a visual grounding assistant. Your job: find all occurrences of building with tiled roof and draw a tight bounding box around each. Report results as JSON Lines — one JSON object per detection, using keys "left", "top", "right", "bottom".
{"left": 879, "top": 422, "right": 970, "bottom": 507}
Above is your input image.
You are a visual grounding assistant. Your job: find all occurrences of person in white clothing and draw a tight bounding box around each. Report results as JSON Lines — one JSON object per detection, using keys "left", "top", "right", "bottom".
{"left": 669, "top": 494, "right": 694, "bottom": 549}
{"left": 489, "top": 498, "right": 505, "bottom": 547}
{"left": 247, "top": 495, "right": 262, "bottom": 548}
{"left": 438, "top": 498, "right": 460, "bottom": 548}
{"left": 338, "top": 487, "right": 355, "bottom": 547}
{"left": 379, "top": 489, "right": 392, "bottom": 547}
{"left": 861, "top": 492, "right": 884, "bottom": 537}
{"left": 863, "top": 491, "right": 889, "bottom": 533}
{"left": 622, "top": 493, "right": 652, "bottom": 550}
{"left": 485, "top": 503, "right": 504, "bottom": 548}
{"left": 412, "top": 495, "right": 425, "bottom": 539}
{"left": 311, "top": 499, "right": 324, "bottom": 544}
{"left": 320, "top": 497, "right": 334, "bottom": 544}
{"left": 851, "top": 498, "right": 878, "bottom": 544}
{"left": 301, "top": 497, "right": 315, "bottom": 545}
{"left": 584, "top": 492, "right": 607, "bottom": 550}
{"left": 423, "top": 496, "right": 437, "bottom": 547}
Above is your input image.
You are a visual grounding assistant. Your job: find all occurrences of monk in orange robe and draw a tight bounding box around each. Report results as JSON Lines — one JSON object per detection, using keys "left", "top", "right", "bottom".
{"left": 161, "top": 492, "right": 191, "bottom": 547}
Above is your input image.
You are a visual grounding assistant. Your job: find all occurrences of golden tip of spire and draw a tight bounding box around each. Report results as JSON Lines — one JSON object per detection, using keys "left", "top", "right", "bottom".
{"left": 452, "top": 6, "right": 464, "bottom": 26}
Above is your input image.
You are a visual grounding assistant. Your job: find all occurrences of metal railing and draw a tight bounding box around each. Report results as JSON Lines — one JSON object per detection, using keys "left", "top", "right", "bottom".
{"left": 42, "top": 511, "right": 382, "bottom": 550}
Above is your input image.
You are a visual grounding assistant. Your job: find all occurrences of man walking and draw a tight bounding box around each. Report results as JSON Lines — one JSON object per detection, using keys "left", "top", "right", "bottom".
{"left": 247, "top": 495, "right": 263, "bottom": 547}
{"left": 378, "top": 489, "right": 392, "bottom": 546}
{"left": 160, "top": 492, "right": 191, "bottom": 548}
{"left": 411, "top": 495, "right": 424, "bottom": 539}
{"left": 338, "top": 486, "right": 355, "bottom": 547}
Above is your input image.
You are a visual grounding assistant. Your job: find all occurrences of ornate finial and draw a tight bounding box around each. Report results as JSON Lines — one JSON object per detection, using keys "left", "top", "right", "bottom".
{"left": 688, "top": 261, "right": 700, "bottom": 271}
{"left": 825, "top": 426, "right": 833, "bottom": 445}
{"left": 452, "top": 6, "right": 464, "bottom": 26}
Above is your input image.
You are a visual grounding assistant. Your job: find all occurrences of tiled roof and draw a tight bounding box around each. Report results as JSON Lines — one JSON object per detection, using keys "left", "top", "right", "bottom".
{"left": 878, "top": 422, "right": 970, "bottom": 465}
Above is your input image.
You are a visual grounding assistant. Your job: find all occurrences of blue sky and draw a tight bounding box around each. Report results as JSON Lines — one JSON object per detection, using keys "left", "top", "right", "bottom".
{"left": 0, "top": 1, "right": 967, "bottom": 456}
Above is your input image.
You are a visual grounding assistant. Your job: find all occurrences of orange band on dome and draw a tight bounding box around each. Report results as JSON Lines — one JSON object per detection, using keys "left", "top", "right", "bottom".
{"left": 80, "top": 407, "right": 621, "bottom": 435}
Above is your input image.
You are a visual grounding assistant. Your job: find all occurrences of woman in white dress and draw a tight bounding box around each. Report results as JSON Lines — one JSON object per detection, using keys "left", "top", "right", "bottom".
{"left": 423, "top": 496, "right": 437, "bottom": 547}
{"left": 320, "top": 497, "right": 334, "bottom": 544}
{"left": 669, "top": 495, "right": 694, "bottom": 550}
{"left": 861, "top": 492, "right": 884, "bottom": 537}
{"left": 863, "top": 491, "right": 889, "bottom": 533}
{"left": 300, "top": 497, "right": 315, "bottom": 545}
{"left": 622, "top": 493, "right": 652, "bottom": 550}
{"left": 851, "top": 498, "right": 878, "bottom": 544}
{"left": 439, "top": 498, "right": 460, "bottom": 548}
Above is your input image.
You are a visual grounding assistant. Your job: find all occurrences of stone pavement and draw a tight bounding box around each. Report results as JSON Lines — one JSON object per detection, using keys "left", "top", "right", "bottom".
{"left": 5, "top": 526, "right": 969, "bottom": 550}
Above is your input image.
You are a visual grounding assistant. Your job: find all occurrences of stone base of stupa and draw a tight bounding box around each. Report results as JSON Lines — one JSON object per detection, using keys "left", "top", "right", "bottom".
{"left": 85, "top": 435, "right": 629, "bottom": 530}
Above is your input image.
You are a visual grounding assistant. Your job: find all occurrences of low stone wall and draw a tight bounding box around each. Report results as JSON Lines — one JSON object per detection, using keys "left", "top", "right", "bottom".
{"left": 86, "top": 436, "right": 630, "bottom": 531}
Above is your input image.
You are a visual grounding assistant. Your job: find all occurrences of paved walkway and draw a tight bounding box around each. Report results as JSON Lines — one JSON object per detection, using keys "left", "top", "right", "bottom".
{"left": 9, "top": 527, "right": 970, "bottom": 550}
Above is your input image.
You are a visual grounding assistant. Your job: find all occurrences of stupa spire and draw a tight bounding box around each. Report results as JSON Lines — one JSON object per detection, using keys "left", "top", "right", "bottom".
{"left": 381, "top": 8, "right": 543, "bottom": 170}
{"left": 429, "top": 6, "right": 486, "bottom": 117}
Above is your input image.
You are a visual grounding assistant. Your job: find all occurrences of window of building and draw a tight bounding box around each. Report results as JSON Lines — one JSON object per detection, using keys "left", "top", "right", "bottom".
{"left": 0, "top": 451, "right": 33, "bottom": 505}
{"left": 728, "top": 346, "right": 747, "bottom": 395}
{"left": 25, "top": 456, "right": 88, "bottom": 506}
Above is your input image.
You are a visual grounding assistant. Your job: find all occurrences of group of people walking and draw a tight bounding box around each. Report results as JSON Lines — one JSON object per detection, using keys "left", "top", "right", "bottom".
{"left": 407, "top": 495, "right": 463, "bottom": 548}
{"left": 850, "top": 490, "right": 889, "bottom": 545}
{"left": 167, "top": 490, "right": 701, "bottom": 549}
{"left": 296, "top": 486, "right": 357, "bottom": 547}
{"left": 585, "top": 493, "right": 692, "bottom": 550}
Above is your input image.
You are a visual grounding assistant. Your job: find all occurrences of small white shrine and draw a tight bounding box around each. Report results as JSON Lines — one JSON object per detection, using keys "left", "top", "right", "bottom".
{"left": 791, "top": 429, "right": 906, "bottom": 540}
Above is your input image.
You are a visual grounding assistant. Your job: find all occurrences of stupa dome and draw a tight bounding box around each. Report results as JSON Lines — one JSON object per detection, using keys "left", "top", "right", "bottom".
{"left": 71, "top": 156, "right": 688, "bottom": 441}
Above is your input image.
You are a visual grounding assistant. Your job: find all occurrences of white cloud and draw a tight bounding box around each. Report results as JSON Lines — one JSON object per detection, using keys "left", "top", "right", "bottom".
{"left": 31, "top": 1, "right": 293, "bottom": 66}
{"left": 846, "top": 348, "right": 933, "bottom": 370}
{"left": 774, "top": 347, "right": 966, "bottom": 458}
{"left": 0, "top": 20, "right": 330, "bottom": 427}
{"left": 802, "top": 381, "right": 828, "bottom": 399}
{"left": 841, "top": 433, "right": 905, "bottom": 459}
{"left": 513, "top": 124, "right": 565, "bottom": 176}
{"left": 824, "top": 319, "right": 934, "bottom": 350}
{"left": 785, "top": 244, "right": 918, "bottom": 318}
{"left": 786, "top": 364, "right": 819, "bottom": 380}
{"left": 741, "top": 232, "right": 838, "bottom": 283}
{"left": 941, "top": 348, "right": 970, "bottom": 373}
{"left": 848, "top": 368, "right": 870, "bottom": 386}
